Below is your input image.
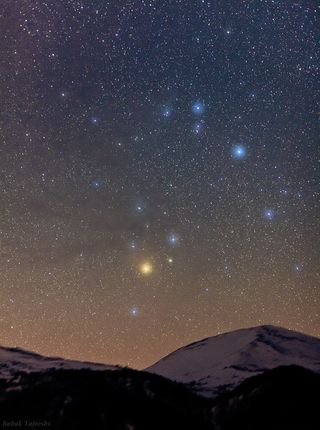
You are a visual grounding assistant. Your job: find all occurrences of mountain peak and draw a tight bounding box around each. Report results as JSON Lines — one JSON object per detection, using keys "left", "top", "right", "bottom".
{"left": 146, "top": 325, "right": 320, "bottom": 397}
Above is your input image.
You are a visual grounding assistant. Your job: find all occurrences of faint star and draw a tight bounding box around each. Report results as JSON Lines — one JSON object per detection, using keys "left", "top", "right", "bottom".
{"left": 130, "top": 306, "right": 139, "bottom": 317}
{"left": 162, "top": 107, "right": 172, "bottom": 117}
{"left": 130, "top": 242, "right": 136, "bottom": 250}
{"left": 192, "top": 102, "right": 204, "bottom": 114}
{"left": 193, "top": 122, "right": 203, "bottom": 134}
{"left": 136, "top": 203, "right": 144, "bottom": 213}
{"left": 264, "top": 209, "right": 274, "bottom": 220}
{"left": 91, "top": 180, "right": 100, "bottom": 188}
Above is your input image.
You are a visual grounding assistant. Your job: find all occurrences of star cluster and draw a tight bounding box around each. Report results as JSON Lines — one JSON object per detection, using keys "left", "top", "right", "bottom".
{"left": 0, "top": 1, "right": 319, "bottom": 368}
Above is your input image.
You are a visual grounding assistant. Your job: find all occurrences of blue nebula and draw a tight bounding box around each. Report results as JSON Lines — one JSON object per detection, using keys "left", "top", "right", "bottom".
{"left": 232, "top": 145, "right": 246, "bottom": 159}
{"left": 162, "top": 107, "right": 172, "bottom": 118}
{"left": 192, "top": 102, "right": 204, "bottom": 114}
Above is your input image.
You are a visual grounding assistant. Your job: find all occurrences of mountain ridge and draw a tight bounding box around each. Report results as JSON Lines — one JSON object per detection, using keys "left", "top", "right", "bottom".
{"left": 0, "top": 344, "right": 119, "bottom": 381}
{"left": 1, "top": 324, "right": 319, "bottom": 399}
{"left": 145, "top": 325, "right": 320, "bottom": 397}
{"left": 148, "top": 325, "right": 319, "bottom": 365}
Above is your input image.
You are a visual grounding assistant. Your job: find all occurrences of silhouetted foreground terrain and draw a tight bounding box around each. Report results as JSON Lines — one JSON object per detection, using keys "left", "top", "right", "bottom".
{"left": 211, "top": 365, "right": 320, "bottom": 430}
{"left": 0, "top": 365, "right": 319, "bottom": 430}
{"left": 0, "top": 367, "right": 212, "bottom": 430}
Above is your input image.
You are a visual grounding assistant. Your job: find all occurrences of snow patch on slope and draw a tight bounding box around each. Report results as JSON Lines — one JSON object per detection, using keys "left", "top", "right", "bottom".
{"left": 0, "top": 346, "right": 118, "bottom": 381}
{"left": 146, "top": 325, "right": 320, "bottom": 397}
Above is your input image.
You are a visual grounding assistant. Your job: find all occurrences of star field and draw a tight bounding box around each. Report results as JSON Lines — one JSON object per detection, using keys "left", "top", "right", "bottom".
{"left": 0, "top": 1, "right": 319, "bottom": 368}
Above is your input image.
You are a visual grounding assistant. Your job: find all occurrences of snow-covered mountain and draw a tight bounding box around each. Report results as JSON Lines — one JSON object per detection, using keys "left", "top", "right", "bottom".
{"left": 0, "top": 346, "right": 118, "bottom": 381}
{"left": 146, "top": 325, "right": 320, "bottom": 397}
{"left": 2, "top": 325, "right": 320, "bottom": 400}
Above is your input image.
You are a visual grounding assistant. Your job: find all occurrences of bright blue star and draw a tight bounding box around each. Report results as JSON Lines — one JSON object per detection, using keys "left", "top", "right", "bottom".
{"left": 168, "top": 233, "right": 180, "bottom": 246}
{"left": 264, "top": 209, "right": 274, "bottom": 220}
{"left": 192, "top": 102, "right": 204, "bottom": 115}
{"left": 232, "top": 145, "right": 246, "bottom": 159}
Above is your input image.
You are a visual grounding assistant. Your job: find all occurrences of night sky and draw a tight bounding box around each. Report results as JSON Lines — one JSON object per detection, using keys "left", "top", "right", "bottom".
{"left": 1, "top": 1, "right": 319, "bottom": 369}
